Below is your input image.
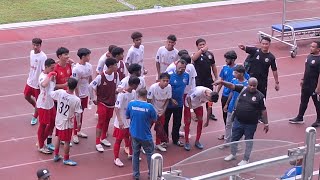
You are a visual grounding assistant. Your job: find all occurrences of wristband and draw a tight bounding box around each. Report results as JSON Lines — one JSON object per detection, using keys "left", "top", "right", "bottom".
{"left": 190, "top": 109, "right": 194, "bottom": 113}
{"left": 264, "top": 124, "right": 269, "bottom": 126}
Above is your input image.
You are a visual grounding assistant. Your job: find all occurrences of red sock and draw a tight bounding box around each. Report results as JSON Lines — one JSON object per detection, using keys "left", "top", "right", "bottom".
{"left": 54, "top": 148, "right": 59, "bottom": 156}
{"left": 74, "top": 119, "right": 78, "bottom": 135}
{"left": 113, "top": 139, "right": 121, "bottom": 159}
{"left": 64, "top": 154, "right": 69, "bottom": 161}
{"left": 196, "top": 120, "right": 203, "bottom": 141}
{"left": 96, "top": 137, "right": 101, "bottom": 145}
{"left": 37, "top": 123, "right": 46, "bottom": 148}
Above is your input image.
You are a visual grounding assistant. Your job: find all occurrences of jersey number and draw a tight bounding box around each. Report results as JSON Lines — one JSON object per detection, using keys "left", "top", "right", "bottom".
{"left": 59, "top": 102, "right": 70, "bottom": 116}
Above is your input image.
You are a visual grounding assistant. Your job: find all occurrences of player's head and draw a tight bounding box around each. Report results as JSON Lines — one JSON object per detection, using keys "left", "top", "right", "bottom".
{"left": 248, "top": 77, "right": 258, "bottom": 93}
{"left": 178, "top": 49, "right": 189, "bottom": 57}
{"left": 105, "top": 57, "right": 118, "bottom": 72}
{"left": 166, "top": 34, "right": 177, "bottom": 50}
{"left": 224, "top": 50, "right": 237, "bottom": 65}
{"left": 128, "top": 76, "right": 140, "bottom": 90}
{"left": 108, "top": 45, "right": 117, "bottom": 53}
{"left": 137, "top": 88, "right": 148, "bottom": 99}
{"left": 196, "top": 38, "right": 206, "bottom": 49}
{"left": 233, "top": 65, "right": 245, "bottom": 79}
{"left": 131, "top": 31, "right": 143, "bottom": 47}
{"left": 260, "top": 36, "right": 271, "bottom": 52}
{"left": 77, "top": 48, "right": 91, "bottom": 62}
{"left": 44, "top": 58, "right": 56, "bottom": 73}
{"left": 111, "top": 47, "right": 124, "bottom": 62}
{"left": 180, "top": 54, "right": 191, "bottom": 64}
{"left": 128, "top": 63, "right": 142, "bottom": 77}
{"left": 37, "top": 168, "right": 51, "bottom": 180}
{"left": 67, "top": 78, "right": 78, "bottom": 91}
{"left": 310, "top": 41, "right": 320, "bottom": 55}
{"left": 176, "top": 59, "right": 187, "bottom": 75}
{"left": 56, "top": 47, "right": 70, "bottom": 61}
{"left": 159, "top": 72, "right": 170, "bottom": 88}
{"left": 32, "top": 38, "right": 42, "bottom": 53}
{"left": 207, "top": 91, "right": 218, "bottom": 102}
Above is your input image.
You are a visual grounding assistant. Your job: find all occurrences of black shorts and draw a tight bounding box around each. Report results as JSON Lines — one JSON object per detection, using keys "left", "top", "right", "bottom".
{"left": 196, "top": 79, "right": 213, "bottom": 90}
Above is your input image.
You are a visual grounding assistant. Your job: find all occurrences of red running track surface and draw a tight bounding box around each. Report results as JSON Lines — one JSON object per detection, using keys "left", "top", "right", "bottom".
{"left": 0, "top": 0, "right": 320, "bottom": 179}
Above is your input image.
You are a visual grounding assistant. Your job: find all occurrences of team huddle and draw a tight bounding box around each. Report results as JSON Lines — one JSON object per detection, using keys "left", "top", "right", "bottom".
{"left": 24, "top": 30, "right": 320, "bottom": 179}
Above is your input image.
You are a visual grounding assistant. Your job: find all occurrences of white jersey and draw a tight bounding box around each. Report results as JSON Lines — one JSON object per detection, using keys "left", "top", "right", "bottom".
{"left": 125, "top": 45, "right": 144, "bottom": 70}
{"left": 72, "top": 62, "right": 93, "bottom": 98}
{"left": 114, "top": 91, "right": 136, "bottom": 128}
{"left": 36, "top": 72, "right": 56, "bottom": 109}
{"left": 166, "top": 62, "right": 197, "bottom": 94}
{"left": 147, "top": 83, "right": 172, "bottom": 115}
{"left": 96, "top": 52, "right": 108, "bottom": 73}
{"left": 118, "top": 75, "right": 146, "bottom": 91}
{"left": 26, "top": 50, "right": 47, "bottom": 89}
{"left": 96, "top": 53, "right": 128, "bottom": 75}
{"left": 185, "top": 86, "right": 212, "bottom": 109}
{"left": 155, "top": 46, "right": 179, "bottom": 73}
{"left": 50, "top": 89, "right": 83, "bottom": 130}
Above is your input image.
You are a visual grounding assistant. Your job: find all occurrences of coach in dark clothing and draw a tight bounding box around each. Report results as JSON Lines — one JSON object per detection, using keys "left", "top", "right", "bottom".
{"left": 214, "top": 77, "right": 269, "bottom": 166}
{"left": 290, "top": 41, "right": 320, "bottom": 127}
{"left": 239, "top": 36, "right": 280, "bottom": 97}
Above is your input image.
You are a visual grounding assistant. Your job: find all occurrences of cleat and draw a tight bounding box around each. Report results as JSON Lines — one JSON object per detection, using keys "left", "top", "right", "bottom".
{"left": 31, "top": 117, "right": 38, "bottom": 125}
{"left": 101, "top": 139, "right": 111, "bottom": 147}
{"left": 63, "top": 159, "right": 77, "bottom": 166}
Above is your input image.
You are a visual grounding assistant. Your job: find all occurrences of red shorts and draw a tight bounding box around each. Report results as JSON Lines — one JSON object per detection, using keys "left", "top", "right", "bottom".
{"left": 56, "top": 128, "right": 73, "bottom": 142}
{"left": 81, "top": 96, "right": 88, "bottom": 109}
{"left": 38, "top": 107, "right": 56, "bottom": 124}
{"left": 113, "top": 127, "right": 130, "bottom": 140}
{"left": 23, "top": 84, "right": 40, "bottom": 99}
{"left": 97, "top": 103, "right": 114, "bottom": 122}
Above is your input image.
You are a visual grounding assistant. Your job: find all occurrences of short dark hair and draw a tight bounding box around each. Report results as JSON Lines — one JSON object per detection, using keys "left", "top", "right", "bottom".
{"left": 108, "top": 45, "right": 117, "bottom": 52}
{"left": 131, "top": 31, "right": 143, "bottom": 40}
{"left": 224, "top": 50, "right": 237, "bottom": 60}
{"left": 180, "top": 54, "right": 191, "bottom": 64}
{"left": 56, "top": 47, "right": 69, "bottom": 58}
{"left": 314, "top": 41, "right": 320, "bottom": 48}
{"left": 77, "top": 48, "right": 91, "bottom": 59}
{"left": 68, "top": 77, "right": 78, "bottom": 90}
{"left": 111, "top": 47, "right": 124, "bottom": 57}
{"left": 105, "top": 57, "right": 117, "bottom": 67}
{"left": 261, "top": 36, "right": 271, "bottom": 43}
{"left": 128, "top": 63, "right": 142, "bottom": 74}
{"left": 159, "top": 72, "right": 170, "bottom": 79}
{"left": 128, "top": 76, "right": 140, "bottom": 86}
{"left": 196, "top": 38, "right": 206, "bottom": 46}
{"left": 167, "top": 34, "right": 177, "bottom": 42}
{"left": 137, "top": 88, "right": 148, "bottom": 97}
{"left": 177, "top": 59, "right": 187, "bottom": 65}
{"left": 32, "top": 38, "right": 42, "bottom": 45}
{"left": 45, "top": 58, "right": 56, "bottom": 67}
{"left": 178, "top": 49, "right": 189, "bottom": 57}
{"left": 234, "top": 65, "right": 246, "bottom": 74}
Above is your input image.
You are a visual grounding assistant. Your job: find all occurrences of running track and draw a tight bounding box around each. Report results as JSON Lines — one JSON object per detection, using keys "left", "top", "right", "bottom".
{"left": 0, "top": 0, "right": 319, "bottom": 179}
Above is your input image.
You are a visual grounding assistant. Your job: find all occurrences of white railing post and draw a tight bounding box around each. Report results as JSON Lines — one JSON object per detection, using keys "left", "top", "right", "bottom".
{"left": 302, "top": 127, "right": 316, "bottom": 180}
{"left": 150, "top": 153, "right": 163, "bottom": 180}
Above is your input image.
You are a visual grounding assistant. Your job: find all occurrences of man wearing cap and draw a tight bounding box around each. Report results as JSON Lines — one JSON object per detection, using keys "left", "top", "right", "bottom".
{"left": 183, "top": 86, "right": 218, "bottom": 151}
{"left": 37, "top": 168, "right": 51, "bottom": 180}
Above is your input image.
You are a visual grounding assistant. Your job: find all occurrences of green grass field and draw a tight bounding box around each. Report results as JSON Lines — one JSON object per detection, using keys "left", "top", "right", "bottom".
{"left": 0, "top": 0, "right": 223, "bottom": 24}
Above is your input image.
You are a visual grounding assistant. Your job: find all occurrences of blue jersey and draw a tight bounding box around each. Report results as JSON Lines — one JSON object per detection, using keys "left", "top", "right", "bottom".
{"left": 126, "top": 100, "right": 157, "bottom": 141}
{"left": 219, "top": 64, "right": 250, "bottom": 97}
{"left": 227, "top": 78, "right": 249, "bottom": 113}
{"left": 280, "top": 166, "right": 302, "bottom": 179}
{"left": 167, "top": 71, "right": 189, "bottom": 108}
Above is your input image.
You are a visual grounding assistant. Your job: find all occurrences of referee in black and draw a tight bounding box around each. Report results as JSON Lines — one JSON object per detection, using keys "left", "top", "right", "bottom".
{"left": 192, "top": 38, "right": 218, "bottom": 120}
{"left": 290, "top": 41, "right": 320, "bottom": 127}
{"left": 238, "top": 36, "right": 280, "bottom": 98}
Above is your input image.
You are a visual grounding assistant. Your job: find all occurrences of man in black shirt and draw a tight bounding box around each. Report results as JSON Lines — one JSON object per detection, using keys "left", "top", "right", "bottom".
{"left": 239, "top": 36, "right": 280, "bottom": 97}
{"left": 214, "top": 77, "right": 269, "bottom": 166}
{"left": 192, "top": 38, "right": 218, "bottom": 121}
{"left": 289, "top": 41, "right": 320, "bottom": 127}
